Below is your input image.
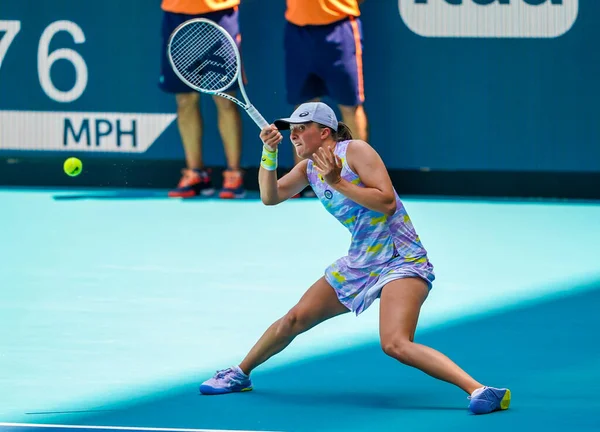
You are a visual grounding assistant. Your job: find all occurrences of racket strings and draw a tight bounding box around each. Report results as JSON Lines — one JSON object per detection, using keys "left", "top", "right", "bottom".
{"left": 170, "top": 23, "right": 238, "bottom": 91}
{"left": 172, "top": 27, "right": 230, "bottom": 87}
{"left": 171, "top": 25, "right": 218, "bottom": 71}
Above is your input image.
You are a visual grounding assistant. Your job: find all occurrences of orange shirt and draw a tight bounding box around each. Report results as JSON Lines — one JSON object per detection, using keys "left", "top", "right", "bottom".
{"left": 161, "top": 0, "right": 240, "bottom": 15}
{"left": 285, "top": 0, "right": 360, "bottom": 26}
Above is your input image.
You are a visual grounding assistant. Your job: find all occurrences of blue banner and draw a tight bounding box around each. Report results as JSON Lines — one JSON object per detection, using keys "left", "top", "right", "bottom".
{"left": 0, "top": 0, "right": 597, "bottom": 172}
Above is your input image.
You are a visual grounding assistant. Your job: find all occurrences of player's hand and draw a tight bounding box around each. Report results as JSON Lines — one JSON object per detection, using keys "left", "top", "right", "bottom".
{"left": 260, "top": 125, "right": 283, "bottom": 151}
{"left": 313, "top": 146, "right": 342, "bottom": 185}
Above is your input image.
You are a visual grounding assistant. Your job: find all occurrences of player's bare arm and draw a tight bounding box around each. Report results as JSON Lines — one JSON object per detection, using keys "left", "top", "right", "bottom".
{"left": 321, "top": 140, "right": 396, "bottom": 215}
{"left": 259, "top": 126, "right": 309, "bottom": 205}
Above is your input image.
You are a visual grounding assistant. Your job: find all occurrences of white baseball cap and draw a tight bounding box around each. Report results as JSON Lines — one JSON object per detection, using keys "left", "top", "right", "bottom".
{"left": 274, "top": 102, "right": 338, "bottom": 131}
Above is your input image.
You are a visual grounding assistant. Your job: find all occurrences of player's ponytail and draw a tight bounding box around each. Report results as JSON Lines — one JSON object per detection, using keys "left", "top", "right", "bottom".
{"left": 318, "top": 121, "right": 353, "bottom": 141}
{"left": 334, "top": 122, "right": 353, "bottom": 142}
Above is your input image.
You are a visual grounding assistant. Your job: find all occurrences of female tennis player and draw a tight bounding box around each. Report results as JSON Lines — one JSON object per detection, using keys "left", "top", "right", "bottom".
{"left": 199, "top": 102, "right": 511, "bottom": 415}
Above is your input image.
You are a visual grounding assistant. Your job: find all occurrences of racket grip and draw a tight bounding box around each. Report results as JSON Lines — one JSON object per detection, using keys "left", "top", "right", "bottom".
{"left": 246, "top": 104, "right": 270, "bottom": 130}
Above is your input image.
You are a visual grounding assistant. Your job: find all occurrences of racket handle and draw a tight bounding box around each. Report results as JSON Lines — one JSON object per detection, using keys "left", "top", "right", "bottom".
{"left": 246, "top": 104, "right": 270, "bottom": 130}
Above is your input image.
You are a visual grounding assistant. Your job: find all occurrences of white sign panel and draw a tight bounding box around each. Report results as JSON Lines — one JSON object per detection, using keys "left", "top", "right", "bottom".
{"left": 399, "top": 0, "right": 578, "bottom": 38}
{"left": 0, "top": 111, "right": 176, "bottom": 153}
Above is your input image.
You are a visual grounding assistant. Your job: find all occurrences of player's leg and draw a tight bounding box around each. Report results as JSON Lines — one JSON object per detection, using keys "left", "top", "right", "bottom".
{"left": 321, "top": 17, "right": 368, "bottom": 141}
{"left": 379, "top": 277, "right": 510, "bottom": 414}
{"left": 239, "top": 276, "right": 349, "bottom": 373}
{"left": 210, "top": 7, "right": 245, "bottom": 199}
{"left": 159, "top": 11, "right": 213, "bottom": 198}
{"left": 199, "top": 277, "right": 349, "bottom": 394}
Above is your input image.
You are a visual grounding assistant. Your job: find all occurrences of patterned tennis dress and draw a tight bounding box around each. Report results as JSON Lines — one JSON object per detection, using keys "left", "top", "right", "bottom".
{"left": 306, "top": 140, "right": 435, "bottom": 315}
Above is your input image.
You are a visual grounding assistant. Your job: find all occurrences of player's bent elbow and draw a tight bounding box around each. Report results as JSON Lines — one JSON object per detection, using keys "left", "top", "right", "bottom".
{"left": 260, "top": 194, "right": 280, "bottom": 206}
{"left": 383, "top": 196, "right": 397, "bottom": 216}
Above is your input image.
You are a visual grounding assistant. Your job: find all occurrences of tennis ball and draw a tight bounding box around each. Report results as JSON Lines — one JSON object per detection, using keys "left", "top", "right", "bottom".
{"left": 63, "top": 157, "right": 82, "bottom": 177}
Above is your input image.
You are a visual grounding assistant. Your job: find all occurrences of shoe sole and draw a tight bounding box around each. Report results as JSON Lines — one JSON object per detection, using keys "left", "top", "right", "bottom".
{"left": 219, "top": 190, "right": 246, "bottom": 199}
{"left": 500, "top": 389, "right": 511, "bottom": 410}
{"left": 469, "top": 388, "right": 511, "bottom": 414}
{"left": 199, "top": 385, "right": 252, "bottom": 395}
{"left": 219, "top": 193, "right": 246, "bottom": 199}
{"left": 168, "top": 188, "right": 215, "bottom": 199}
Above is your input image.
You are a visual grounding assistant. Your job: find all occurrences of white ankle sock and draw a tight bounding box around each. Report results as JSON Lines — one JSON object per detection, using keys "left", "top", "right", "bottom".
{"left": 234, "top": 365, "right": 248, "bottom": 378}
{"left": 471, "top": 386, "right": 486, "bottom": 397}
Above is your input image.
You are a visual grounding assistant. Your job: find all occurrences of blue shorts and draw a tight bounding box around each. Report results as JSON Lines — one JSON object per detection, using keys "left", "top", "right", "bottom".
{"left": 284, "top": 17, "right": 365, "bottom": 107}
{"left": 159, "top": 7, "right": 241, "bottom": 94}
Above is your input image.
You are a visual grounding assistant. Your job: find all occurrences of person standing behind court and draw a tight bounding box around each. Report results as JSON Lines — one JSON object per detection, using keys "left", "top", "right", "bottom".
{"left": 159, "top": 0, "right": 246, "bottom": 199}
{"left": 284, "top": 0, "right": 368, "bottom": 198}
{"left": 284, "top": 0, "right": 369, "bottom": 178}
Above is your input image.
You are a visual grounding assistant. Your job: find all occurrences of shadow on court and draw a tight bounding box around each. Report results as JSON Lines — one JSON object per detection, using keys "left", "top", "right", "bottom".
{"left": 51, "top": 190, "right": 262, "bottom": 201}
{"left": 58, "top": 281, "right": 600, "bottom": 432}
{"left": 52, "top": 190, "right": 168, "bottom": 200}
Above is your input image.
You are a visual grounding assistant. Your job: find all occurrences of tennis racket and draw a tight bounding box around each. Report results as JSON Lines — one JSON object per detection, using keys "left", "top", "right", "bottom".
{"left": 167, "top": 18, "right": 269, "bottom": 130}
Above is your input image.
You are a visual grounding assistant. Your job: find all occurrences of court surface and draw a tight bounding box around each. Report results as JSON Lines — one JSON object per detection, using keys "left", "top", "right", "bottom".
{"left": 1, "top": 187, "right": 599, "bottom": 432}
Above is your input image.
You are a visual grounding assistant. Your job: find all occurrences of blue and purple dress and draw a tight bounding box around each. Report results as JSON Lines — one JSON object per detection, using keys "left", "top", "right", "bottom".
{"left": 306, "top": 140, "right": 435, "bottom": 315}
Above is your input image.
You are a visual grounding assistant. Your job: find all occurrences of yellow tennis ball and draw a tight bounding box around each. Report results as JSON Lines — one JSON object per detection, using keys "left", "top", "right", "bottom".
{"left": 64, "top": 157, "right": 82, "bottom": 177}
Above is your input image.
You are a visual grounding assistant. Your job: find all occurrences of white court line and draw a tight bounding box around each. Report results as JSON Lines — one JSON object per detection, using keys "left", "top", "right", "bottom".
{"left": 0, "top": 423, "right": 283, "bottom": 432}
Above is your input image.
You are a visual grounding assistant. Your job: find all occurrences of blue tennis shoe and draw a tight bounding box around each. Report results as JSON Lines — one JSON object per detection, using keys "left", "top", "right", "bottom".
{"left": 468, "top": 386, "right": 511, "bottom": 414}
{"left": 199, "top": 366, "right": 252, "bottom": 395}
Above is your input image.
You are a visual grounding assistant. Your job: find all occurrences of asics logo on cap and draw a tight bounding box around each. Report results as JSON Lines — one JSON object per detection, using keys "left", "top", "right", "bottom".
{"left": 299, "top": 112, "right": 310, "bottom": 117}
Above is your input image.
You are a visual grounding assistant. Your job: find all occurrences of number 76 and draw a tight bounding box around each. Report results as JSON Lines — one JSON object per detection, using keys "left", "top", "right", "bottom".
{"left": 0, "top": 20, "right": 88, "bottom": 103}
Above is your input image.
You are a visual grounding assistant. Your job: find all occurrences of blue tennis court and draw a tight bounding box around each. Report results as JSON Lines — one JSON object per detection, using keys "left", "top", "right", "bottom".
{"left": 2, "top": 187, "right": 599, "bottom": 432}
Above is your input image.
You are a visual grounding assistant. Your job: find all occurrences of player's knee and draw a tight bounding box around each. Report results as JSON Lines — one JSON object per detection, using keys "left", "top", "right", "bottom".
{"left": 381, "top": 338, "right": 415, "bottom": 365}
{"left": 175, "top": 93, "right": 199, "bottom": 112}
{"left": 277, "top": 308, "right": 311, "bottom": 339}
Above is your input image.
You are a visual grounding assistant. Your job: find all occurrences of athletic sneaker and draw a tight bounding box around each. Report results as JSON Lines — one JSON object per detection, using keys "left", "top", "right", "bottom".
{"left": 468, "top": 386, "right": 511, "bottom": 414}
{"left": 199, "top": 366, "right": 252, "bottom": 395}
{"left": 219, "top": 169, "right": 245, "bottom": 199}
{"left": 168, "top": 168, "right": 215, "bottom": 198}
